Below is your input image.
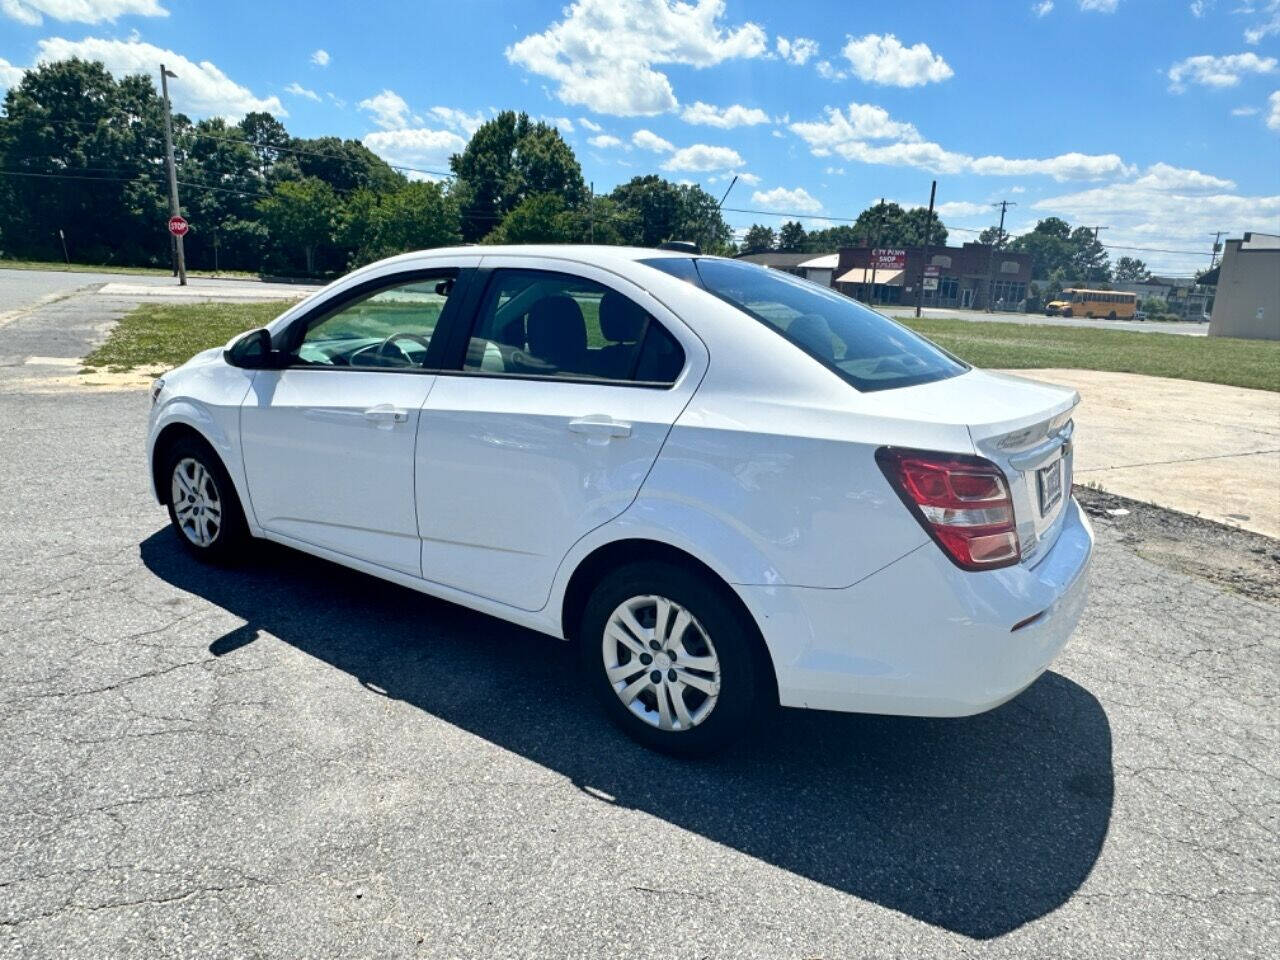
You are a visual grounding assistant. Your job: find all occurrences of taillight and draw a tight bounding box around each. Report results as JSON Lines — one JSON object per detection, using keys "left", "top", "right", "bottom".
{"left": 876, "top": 447, "right": 1021, "bottom": 571}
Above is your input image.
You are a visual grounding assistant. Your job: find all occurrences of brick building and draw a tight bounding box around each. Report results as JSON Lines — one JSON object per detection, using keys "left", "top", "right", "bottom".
{"left": 833, "top": 243, "right": 1034, "bottom": 310}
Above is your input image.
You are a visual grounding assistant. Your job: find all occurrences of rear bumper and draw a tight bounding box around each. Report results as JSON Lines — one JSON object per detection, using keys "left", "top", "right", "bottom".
{"left": 740, "top": 498, "right": 1094, "bottom": 716}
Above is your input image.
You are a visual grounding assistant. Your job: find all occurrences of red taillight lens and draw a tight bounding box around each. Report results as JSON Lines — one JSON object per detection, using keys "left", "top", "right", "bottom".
{"left": 876, "top": 447, "right": 1021, "bottom": 571}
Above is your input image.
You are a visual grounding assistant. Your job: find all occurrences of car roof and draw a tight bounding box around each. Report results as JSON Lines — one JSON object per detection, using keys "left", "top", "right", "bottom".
{"left": 367, "top": 244, "right": 705, "bottom": 271}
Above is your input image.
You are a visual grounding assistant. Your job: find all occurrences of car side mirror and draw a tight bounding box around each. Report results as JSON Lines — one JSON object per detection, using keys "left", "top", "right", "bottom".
{"left": 226, "top": 328, "right": 277, "bottom": 369}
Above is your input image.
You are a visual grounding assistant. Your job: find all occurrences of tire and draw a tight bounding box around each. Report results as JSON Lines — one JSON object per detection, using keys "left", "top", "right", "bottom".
{"left": 161, "top": 435, "right": 248, "bottom": 562}
{"left": 1108, "top": 311, "right": 1117, "bottom": 321}
{"left": 1085, "top": 312, "right": 1094, "bottom": 319}
{"left": 1062, "top": 309, "right": 1073, "bottom": 318}
{"left": 579, "top": 561, "right": 766, "bottom": 756}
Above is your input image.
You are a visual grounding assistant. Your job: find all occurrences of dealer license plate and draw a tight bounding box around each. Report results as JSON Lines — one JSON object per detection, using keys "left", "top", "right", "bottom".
{"left": 1037, "top": 458, "right": 1063, "bottom": 517}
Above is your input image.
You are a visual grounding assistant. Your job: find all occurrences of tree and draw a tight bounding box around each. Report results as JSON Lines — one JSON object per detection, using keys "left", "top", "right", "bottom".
{"left": 340, "top": 181, "right": 461, "bottom": 267}
{"left": 1113, "top": 256, "right": 1151, "bottom": 282}
{"left": 978, "top": 225, "right": 1010, "bottom": 247}
{"left": 238, "top": 111, "right": 291, "bottom": 179}
{"left": 800, "top": 224, "right": 861, "bottom": 251}
{"left": 741, "top": 224, "right": 777, "bottom": 253}
{"left": 449, "top": 111, "right": 585, "bottom": 241}
{"left": 778, "top": 220, "right": 807, "bottom": 252}
{"left": 484, "top": 192, "right": 574, "bottom": 245}
{"left": 291, "top": 135, "right": 403, "bottom": 195}
{"left": 851, "top": 201, "right": 948, "bottom": 248}
{"left": 609, "top": 175, "right": 731, "bottom": 251}
{"left": 258, "top": 177, "right": 340, "bottom": 275}
{"left": 1069, "top": 226, "right": 1111, "bottom": 283}
{"left": 1008, "top": 218, "right": 1076, "bottom": 280}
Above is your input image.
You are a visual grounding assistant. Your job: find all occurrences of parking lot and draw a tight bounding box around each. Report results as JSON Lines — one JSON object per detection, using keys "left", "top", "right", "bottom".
{"left": 1, "top": 286, "right": 1277, "bottom": 958}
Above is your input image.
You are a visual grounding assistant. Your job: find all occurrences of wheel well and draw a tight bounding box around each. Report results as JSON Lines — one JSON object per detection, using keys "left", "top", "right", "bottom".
{"left": 151, "top": 423, "right": 215, "bottom": 505}
{"left": 560, "top": 538, "right": 780, "bottom": 704}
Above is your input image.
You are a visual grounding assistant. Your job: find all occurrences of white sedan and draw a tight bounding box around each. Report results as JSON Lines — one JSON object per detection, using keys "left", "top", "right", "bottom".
{"left": 148, "top": 245, "right": 1093, "bottom": 754}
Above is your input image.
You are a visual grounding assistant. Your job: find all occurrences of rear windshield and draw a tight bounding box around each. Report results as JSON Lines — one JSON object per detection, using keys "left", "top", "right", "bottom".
{"left": 642, "top": 256, "right": 967, "bottom": 392}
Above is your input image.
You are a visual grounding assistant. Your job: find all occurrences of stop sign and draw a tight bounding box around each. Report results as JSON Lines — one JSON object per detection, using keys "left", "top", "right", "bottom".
{"left": 168, "top": 215, "right": 189, "bottom": 237}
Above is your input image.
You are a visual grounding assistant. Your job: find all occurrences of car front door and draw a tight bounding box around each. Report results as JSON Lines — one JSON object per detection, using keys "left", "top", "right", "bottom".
{"left": 415, "top": 258, "right": 707, "bottom": 611}
{"left": 240, "top": 263, "right": 475, "bottom": 575}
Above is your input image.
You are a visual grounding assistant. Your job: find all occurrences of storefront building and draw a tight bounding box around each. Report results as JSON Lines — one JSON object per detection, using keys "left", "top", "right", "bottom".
{"left": 833, "top": 243, "right": 1034, "bottom": 311}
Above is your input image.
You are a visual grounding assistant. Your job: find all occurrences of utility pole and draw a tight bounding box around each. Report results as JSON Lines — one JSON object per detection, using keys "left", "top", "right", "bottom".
{"left": 869, "top": 197, "right": 884, "bottom": 304}
{"left": 984, "top": 199, "right": 1016, "bottom": 312}
{"left": 588, "top": 181, "right": 594, "bottom": 244}
{"left": 1208, "top": 230, "right": 1224, "bottom": 270}
{"left": 160, "top": 64, "right": 186, "bottom": 286}
{"left": 915, "top": 180, "right": 936, "bottom": 319}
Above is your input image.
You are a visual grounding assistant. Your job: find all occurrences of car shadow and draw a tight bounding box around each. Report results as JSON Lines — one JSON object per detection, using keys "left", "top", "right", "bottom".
{"left": 140, "top": 530, "right": 1113, "bottom": 940}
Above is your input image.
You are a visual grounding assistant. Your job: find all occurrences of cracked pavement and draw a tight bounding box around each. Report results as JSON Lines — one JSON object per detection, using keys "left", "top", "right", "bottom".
{"left": 0, "top": 284, "right": 1277, "bottom": 958}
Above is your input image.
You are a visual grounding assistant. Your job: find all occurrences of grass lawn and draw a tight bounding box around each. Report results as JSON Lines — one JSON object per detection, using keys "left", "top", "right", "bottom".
{"left": 82, "top": 301, "right": 284, "bottom": 372}
{"left": 81, "top": 300, "right": 1280, "bottom": 393}
{"left": 898, "top": 317, "right": 1280, "bottom": 393}
{"left": 1, "top": 258, "right": 258, "bottom": 280}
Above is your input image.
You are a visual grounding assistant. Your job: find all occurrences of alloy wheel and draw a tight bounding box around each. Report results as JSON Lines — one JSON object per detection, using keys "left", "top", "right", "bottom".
{"left": 602, "top": 594, "right": 721, "bottom": 732}
{"left": 171, "top": 457, "right": 223, "bottom": 548}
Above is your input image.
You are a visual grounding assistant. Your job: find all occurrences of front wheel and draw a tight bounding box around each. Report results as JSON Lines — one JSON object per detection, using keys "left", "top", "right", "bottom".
{"left": 580, "top": 562, "right": 765, "bottom": 756}
{"left": 1062, "top": 308, "right": 1073, "bottom": 318}
{"left": 162, "top": 437, "right": 248, "bottom": 562}
{"left": 1108, "top": 311, "right": 1117, "bottom": 321}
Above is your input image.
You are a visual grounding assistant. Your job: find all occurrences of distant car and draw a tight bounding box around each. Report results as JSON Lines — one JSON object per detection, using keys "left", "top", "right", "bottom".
{"left": 147, "top": 246, "right": 1093, "bottom": 755}
{"left": 1134, "top": 309, "right": 1148, "bottom": 322}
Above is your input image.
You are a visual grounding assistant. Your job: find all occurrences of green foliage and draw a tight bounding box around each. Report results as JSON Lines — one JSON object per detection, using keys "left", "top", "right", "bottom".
{"left": 778, "top": 220, "right": 806, "bottom": 252}
{"left": 257, "top": 177, "right": 341, "bottom": 275}
{"left": 742, "top": 224, "right": 776, "bottom": 253}
{"left": 1008, "top": 218, "right": 1113, "bottom": 283}
{"left": 449, "top": 111, "right": 585, "bottom": 241}
{"left": 340, "top": 181, "right": 461, "bottom": 267}
{"left": 607, "top": 175, "right": 731, "bottom": 251}
{"left": 483, "top": 192, "right": 575, "bottom": 245}
{"left": 853, "top": 201, "right": 949, "bottom": 248}
{"left": 1114, "top": 256, "right": 1151, "bottom": 282}
{"left": 800, "top": 224, "right": 861, "bottom": 252}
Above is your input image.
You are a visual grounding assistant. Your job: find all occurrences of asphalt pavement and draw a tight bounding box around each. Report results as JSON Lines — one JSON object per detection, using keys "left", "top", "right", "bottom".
{"left": 912, "top": 306, "right": 1210, "bottom": 336}
{"left": 0, "top": 288, "right": 1276, "bottom": 959}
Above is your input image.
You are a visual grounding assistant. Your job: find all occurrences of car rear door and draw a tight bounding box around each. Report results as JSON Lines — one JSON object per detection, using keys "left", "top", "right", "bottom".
{"left": 414, "top": 256, "right": 707, "bottom": 611}
{"left": 239, "top": 260, "right": 477, "bottom": 575}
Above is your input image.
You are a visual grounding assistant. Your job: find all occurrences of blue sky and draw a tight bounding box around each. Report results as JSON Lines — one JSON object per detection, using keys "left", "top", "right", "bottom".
{"left": 2, "top": 0, "right": 1278, "bottom": 273}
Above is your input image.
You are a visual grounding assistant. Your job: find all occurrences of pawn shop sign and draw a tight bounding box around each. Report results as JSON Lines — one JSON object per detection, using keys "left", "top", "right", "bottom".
{"left": 168, "top": 215, "right": 189, "bottom": 237}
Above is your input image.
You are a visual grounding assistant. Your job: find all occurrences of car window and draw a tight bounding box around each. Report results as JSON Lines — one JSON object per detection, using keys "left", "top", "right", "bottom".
{"left": 295, "top": 273, "right": 456, "bottom": 369}
{"left": 642, "top": 256, "right": 966, "bottom": 392}
{"left": 463, "top": 269, "right": 684, "bottom": 384}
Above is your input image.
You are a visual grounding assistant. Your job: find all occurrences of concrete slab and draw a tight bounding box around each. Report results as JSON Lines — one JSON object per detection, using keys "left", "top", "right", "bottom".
{"left": 1000, "top": 368, "right": 1280, "bottom": 538}
{"left": 97, "top": 280, "right": 316, "bottom": 301}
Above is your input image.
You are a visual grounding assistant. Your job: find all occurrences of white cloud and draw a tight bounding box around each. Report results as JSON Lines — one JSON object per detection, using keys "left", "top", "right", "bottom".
{"left": 934, "top": 200, "right": 992, "bottom": 217}
{"left": 1079, "top": 0, "right": 1119, "bottom": 11}
{"left": 0, "top": 56, "right": 24, "bottom": 92}
{"left": 1033, "top": 1, "right": 1054, "bottom": 16}
{"left": 284, "top": 82, "right": 320, "bottom": 102}
{"left": 631, "top": 128, "right": 674, "bottom": 152}
{"left": 505, "top": 0, "right": 767, "bottom": 115}
{"left": 661, "top": 143, "right": 745, "bottom": 172}
{"left": 1034, "top": 171, "right": 1280, "bottom": 271}
{"left": 824, "top": 165, "right": 845, "bottom": 175}
{"left": 1190, "top": 1, "right": 1210, "bottom": 17}
{"left": 1231, "top": 104, "right": 1260, "bottom": 115}
{"left": 33, "top": 36, "right": 284, "bottom": 118}
{"left": 310, "top": 48, "right": 329, "bottom": 67}
{"left": 776, "top": 36, "right": 818, "bottom": 66}
{"left": 1167, "top": 52, "right": 1277, "bottom": 90}
{"left": 841, "top": 34, "right": 953, "bottom": 87}
{"left": 359, "top": 89, "right": 411, "bottom": 129}
{"left": 362, "top": 128, "right": 466, "bottom": 173}
{"left": 1, "top": 0, "right": 166, "bottom": 25}
{"left": 730, "top": 170, "right": 761, "bottom": 185}
{"left": 751, "top": 186, "right": 822, "bottom": 213}
{"left": 428, "top": 106, "right": 486, "bottom": 136}
{"left": 1269, "top": 90, "right": 1280, "bottom": 130}
{"left": 588, "top": 133, "right": 623, "bottom": 149}
{"left": 549, "top": 116, "right": 574, "bottom": 133}
{"left": 326, "top": 91, "right": 345, "bottom": 109}
{"left": 816, "top": 59, "right": 845, "bottom": 81}
{"left": 790, "top": 101, "right": 1131, "bottom": 181}
{"left": 578, "top": 116, "right": 602, "bottom": 132}
{"left": 1244, "top": 1, "right": 1280, "bottom": 44}
{"left": 679, "top": 100, "right": 770, "bottom": 128}
{"left": 1132, "top": 162, "right": 1234, "bottom": 191}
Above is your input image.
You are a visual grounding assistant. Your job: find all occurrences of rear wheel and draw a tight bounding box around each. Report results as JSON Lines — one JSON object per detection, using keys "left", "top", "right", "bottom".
{"left": 1062, "top": 308, "right": 1073, "bottom": 318}
{"left": 580, "top": 562, "right": 764, "bottom": 756}
{"left": 162, "top": 436, "right": 248, "bottom": 562}
{"left": 1107, "top": 310, "right": 1117, "bottom": 321}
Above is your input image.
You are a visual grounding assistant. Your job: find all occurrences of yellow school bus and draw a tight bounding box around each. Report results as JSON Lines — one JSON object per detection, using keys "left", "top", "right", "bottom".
{"left": 1045, "top": 288, "right": 1137, "bottom": 319}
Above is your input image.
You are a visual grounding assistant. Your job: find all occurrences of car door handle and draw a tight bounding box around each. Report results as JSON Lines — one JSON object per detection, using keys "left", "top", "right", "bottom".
{"left": 363, "top": 404, "right": 409, "bottom": 428}
{"left": 568, "top": 416, "right": 632, "bottom": 440}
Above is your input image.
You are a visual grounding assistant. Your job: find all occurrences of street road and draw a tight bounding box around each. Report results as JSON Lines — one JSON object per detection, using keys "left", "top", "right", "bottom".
{"left": 0, "top": 289, "right": 1275, "bottom": 959}
{"left": 913, "top": 306, "right": 1210, "bottom": 336}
